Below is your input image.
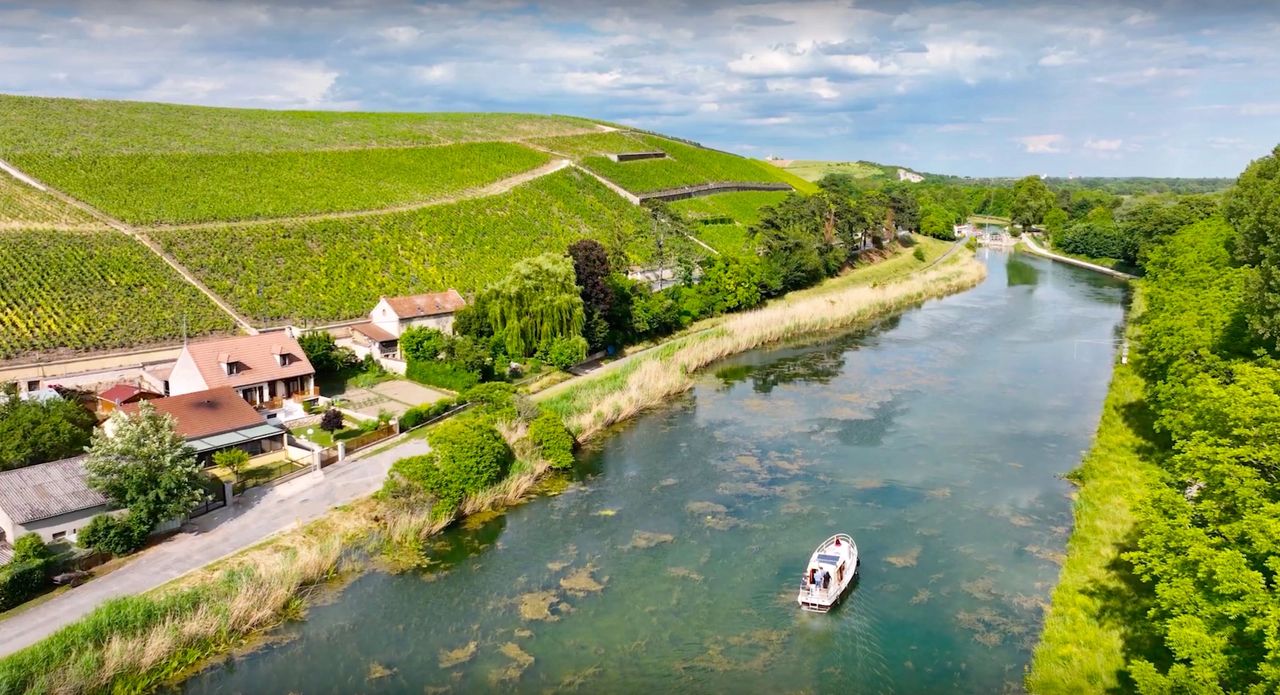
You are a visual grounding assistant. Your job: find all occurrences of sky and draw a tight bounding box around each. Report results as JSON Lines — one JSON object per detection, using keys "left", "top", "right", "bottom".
{"left": 0, "top": 0, "right": 1276, "bottom": 177}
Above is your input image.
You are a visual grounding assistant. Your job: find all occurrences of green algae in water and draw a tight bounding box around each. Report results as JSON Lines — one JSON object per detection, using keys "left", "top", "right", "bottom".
{"left": 178, "top": 253, "right": 1129, "bottom": 694}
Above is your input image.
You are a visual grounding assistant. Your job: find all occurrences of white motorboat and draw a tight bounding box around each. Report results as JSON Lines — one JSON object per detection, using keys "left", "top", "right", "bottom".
{"left": 797, "top": 533, "right": 858, "bottom": 613}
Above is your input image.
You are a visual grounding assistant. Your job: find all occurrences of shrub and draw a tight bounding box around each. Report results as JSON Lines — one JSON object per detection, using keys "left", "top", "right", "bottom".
{"left": 528, "top": 412, "right": 576, "bottom": 469}
{"left": 11, "top": 533, "right": 50, "bottom": 563}
{"left": 913, "top": 246, "right": 926, "bottom": 262}
{"left": 320, "top": 408, "right": 344, "bottom": 433}
{"left": 212, "top": 448, "right": 250, "bottom": 481}
{"left": 387, "top": 420, "right": 513, "bottom": 510}
{"left": 0, "top": 558, "right": 48, "bottom": 611}
{"left": 541, "top": 335, "right": 589, "bottom": 371}
{"left": 399, "top": 399, "right": 461, "bottom": 430}
{"left": 406, "top": 358, "right": 481, "bottom": 392}
{"left": 78, "top": 513, "right": 150, "bottom": 556}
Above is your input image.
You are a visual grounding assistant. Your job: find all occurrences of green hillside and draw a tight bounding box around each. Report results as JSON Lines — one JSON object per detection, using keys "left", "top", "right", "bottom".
{"left": 0, "top": 95, "right": 599, "bottom": 155}
{"left": 0, "top": 94, "right": 811, "bottom": 361}
{"left": 0, "top": 230, "right": 235, "bottom": 360}
{"left": 778, "top": 159, "right": 922, "bottom": 183}
{"left": 668, "top": 190, "right": 790, "bottom": 256}
{"left": 14, "top": 142, "right": 550, "bottom": 225}
{"left": 153, "top": 167, "right": 655, "bottom": 325}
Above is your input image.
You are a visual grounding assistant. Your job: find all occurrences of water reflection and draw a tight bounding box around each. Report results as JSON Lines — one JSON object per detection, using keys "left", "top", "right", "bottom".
{"left": 179, "top": 252, "right": 1127, "bottom": 695}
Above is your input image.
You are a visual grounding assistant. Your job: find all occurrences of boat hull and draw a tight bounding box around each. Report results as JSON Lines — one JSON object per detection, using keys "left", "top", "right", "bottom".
{"left": 797, "top": 533, "right": 858, "bottom": 612}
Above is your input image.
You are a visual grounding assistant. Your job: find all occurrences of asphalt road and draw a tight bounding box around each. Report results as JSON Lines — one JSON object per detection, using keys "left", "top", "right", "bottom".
{"left": 0, "top": 437, "right": 427, "bottom": 657}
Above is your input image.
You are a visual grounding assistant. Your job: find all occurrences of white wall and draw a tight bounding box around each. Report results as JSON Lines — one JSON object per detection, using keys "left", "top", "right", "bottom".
{"left": 0, "top": 506, "right": 15, "bottom": 545}
{"left": 167, "top": 347, "right": 207, "bottom": 396}
{"left": 405, "top": 314, "right": 454, "bottom": 334}
{"left": 11, "top": 506, "right": 111, "bottom": 544}
{"left": 371, "top": 299, "right": 401, "bottom": 338}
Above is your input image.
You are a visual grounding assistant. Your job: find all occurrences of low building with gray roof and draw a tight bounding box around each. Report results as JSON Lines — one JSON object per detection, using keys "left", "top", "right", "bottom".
{"left": 0, "top": 456, "right": 110, "bottom": 545}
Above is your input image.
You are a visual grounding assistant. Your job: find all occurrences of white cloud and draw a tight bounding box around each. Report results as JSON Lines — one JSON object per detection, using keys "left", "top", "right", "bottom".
{"left": 379, "top": 26, "right": 421, "bottom": 44}
{"left": 413, "top": 63, "right": 455, "bottom": 83}
{"left": 1039, "top": 50, "right": 1082, "bottom": 67}
{"left": 1016, "top": 134, "right": 1066, "bottom": 154}
{"left": 1208, "top": 137, "right": 1246, "bottom": 150}
{"left": 1239, "top": 102, "right": 1280, "bottom": 116}
{"left": 1084, "top": 138, "right": 1124, "bottom": 151}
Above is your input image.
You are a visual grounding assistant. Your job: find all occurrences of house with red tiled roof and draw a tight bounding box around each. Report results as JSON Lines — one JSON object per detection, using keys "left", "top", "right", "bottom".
{"left": 168, "top": 333, "right": 317, "bottom": 416}
{"left": 349, "top": 289, "right": 466, "bottom": 361}
{"left": 97, "top": 383, "right": 161, "bottom": 414}
{"left": 118, "top": 387, "right": 287, "bottom": 465}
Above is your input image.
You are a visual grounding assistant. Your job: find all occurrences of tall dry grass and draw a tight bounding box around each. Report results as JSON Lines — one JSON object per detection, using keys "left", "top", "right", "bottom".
{"left": 550, "top": 255, "right": 986, "bottom": 440}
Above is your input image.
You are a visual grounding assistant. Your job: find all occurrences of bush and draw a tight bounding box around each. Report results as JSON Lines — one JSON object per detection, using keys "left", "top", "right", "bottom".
{"left": 320, "top": 408, "right": 344, "bottom": 433}
{"left": 77, "top": 513, "right": 149, "bottom": 556}
{"left": 387, "top": 420, "right": 513, "bottom": 510}
{"left": 0, "top": 558, "right": 48, "bottom": 611}
{"left": 399, "top": 398, "right": 461, "bottom": 430}
{"left": 912, "top": 246, "right": 926, "bottom": 262}
{"left": 540, "top": 335, "right": 588, "bottom": 371}
{"left": 11, "top": 533, "right": 50, "bottom": 563}
{"left": 527, "top": 412, "right": 576, "bottom": 469}
{"left": 406, "top": 358, "right": 480, "bottom": 392}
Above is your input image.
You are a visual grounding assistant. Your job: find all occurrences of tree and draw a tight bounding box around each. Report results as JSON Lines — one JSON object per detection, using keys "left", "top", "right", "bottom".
{"left": 1010, "top": 175, "right": 1056, "bottom": 232}
{"left": 567, "top": 239, "right": 616, "bottom": 352}
{"left": 541, "top": 335, "right": 589, "bottom": 371}
{"left": 884, "top": 183, "right": 921, "bottom": 232}
{"left": 398, "top": 326, "right": 450, "bottom": 363}
{"left": 0, "top": 384, "right": 97, "bottom": 471}
{"left": 11, "top": 533, "right": 49, "bottom": 562}
{"left": 386, "top": 419, "right": 513, "bottom": 511}
{"left": 212, "top": 448, "right": 250, "bottom": 483}
{"left": 298, "top": 330, "right": 349, "bottom": 375}
{"left": 85, "top": 404, "right": 206, "bottom": 529}
{"left": 1224, "top": 144, "right": 1280, "bottom": 352}
{"left": 320, "top": 408, "right": 344, "bottom": 433}
{"left": 480, "top": 253, "right": 585, "bottom": 358}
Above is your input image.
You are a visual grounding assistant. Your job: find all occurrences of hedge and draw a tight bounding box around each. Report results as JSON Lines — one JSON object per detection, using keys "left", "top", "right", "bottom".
{"left": 406, "top": 359, "right": 481, "bottom": 393}
{"left": 527, "top": 412, "right": 576, "bottom": 469}
{"left": 0, "top": 558, "right": 49, "bottom": 611}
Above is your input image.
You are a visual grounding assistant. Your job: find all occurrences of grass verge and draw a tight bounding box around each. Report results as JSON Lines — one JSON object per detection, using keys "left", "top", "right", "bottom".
{"left": 1026, "top": 296, "right": 1163, "bottom": 693}
{"left": 543, "top": 244, "right": 983, "bottom": 441}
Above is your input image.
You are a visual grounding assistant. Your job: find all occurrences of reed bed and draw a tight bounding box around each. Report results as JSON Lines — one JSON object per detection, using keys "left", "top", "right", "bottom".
{"left": 547, "top": 254, "right": 986, "bottom": 440}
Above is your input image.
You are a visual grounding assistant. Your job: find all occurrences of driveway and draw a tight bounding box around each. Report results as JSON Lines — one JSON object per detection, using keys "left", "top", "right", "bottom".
{"left": 0, "top": 437, "right": 428, "bottom": 658}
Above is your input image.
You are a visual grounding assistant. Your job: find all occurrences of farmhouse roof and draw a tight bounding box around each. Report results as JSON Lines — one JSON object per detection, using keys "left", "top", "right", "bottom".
{"left": 351, "top": 322, "right": 397, "bottom": 343}
{"left": 382, "top": 290, "right": 465, "bottom": 319}
{"left": 122, "top": 386, "right": 266, "bottom": 439}
{"left": 98, "top": 383, "right": 158, "bottom": 405}
{"left": 180, "top": 333, "right": 314, "bottom": 389}
{"left": 0, "top": 456, "right": 108, "bottom": 524}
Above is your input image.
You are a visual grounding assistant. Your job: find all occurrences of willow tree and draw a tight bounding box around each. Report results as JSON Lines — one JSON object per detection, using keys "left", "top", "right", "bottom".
{"left": 481, "top": 253, "right": 585, "bottom": 357}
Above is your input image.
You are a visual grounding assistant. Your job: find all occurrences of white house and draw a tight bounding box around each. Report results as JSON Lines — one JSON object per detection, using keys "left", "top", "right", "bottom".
{"left": 0, "top": 456, "right": 110, "bottom": 546}
{"left": 168, "top": 333, "right": 317, "bottom": 415}
{"left": 349, "top": 290, "right": 466, "bottom": 360}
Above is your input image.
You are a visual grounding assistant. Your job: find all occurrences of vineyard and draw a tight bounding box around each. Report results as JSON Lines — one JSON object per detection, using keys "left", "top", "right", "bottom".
{"left": 0, "top": 230, "right": 234, "bottom": 361}
{"left": 152, "top": 168, "right": 656, "bottom": 325}
{"left": 581, "top": 135, "right": 792, "bottom": 193}
{"left": 10, "top": 142, "right": 551, "bottom": 225}
{"left": 669, "top": 190, "right": 791, "bottom": 256}
{"left": 528, "top": 131, "right": 651, "bottom": 158}
{"left": 0, "top": 95, "right": 603, "bottom": 156}
{"left": 0, "top": 173, "right": 103, "bottom": 229}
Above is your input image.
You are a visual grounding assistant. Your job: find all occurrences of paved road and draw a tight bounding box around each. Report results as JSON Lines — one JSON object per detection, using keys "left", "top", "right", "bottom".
{"left": 0, "top": 438, "right": 427, "bottom": 657}
{"left": 1020, "top": 233, "right": 1136, "bottom": 279}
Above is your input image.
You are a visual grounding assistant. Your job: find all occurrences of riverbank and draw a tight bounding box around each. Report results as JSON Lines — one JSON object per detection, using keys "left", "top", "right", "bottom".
{"left": 1020, "top": 234, "right": 1137, "bottom": 280}
{"left": 543, "top": 247, "right": 985, "bottom": 440}
{"left": 1026, "top": 292, "right": 1161, "bottom": 693}
{"left": 0, "top": 243, "right": 983, "bottom": 695}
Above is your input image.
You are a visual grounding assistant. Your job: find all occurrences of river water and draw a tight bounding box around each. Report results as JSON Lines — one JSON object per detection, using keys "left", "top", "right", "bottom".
{"left": 180, "top": 250, "right": 1128, "bottom": 694}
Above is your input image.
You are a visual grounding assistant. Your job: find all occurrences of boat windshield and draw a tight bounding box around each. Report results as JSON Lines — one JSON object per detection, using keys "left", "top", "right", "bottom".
{"left": 816, "top": 553, "right": 841, "bottom": 564}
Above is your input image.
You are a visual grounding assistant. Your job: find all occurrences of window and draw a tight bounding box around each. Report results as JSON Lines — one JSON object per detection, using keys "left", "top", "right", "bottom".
{"left": 52, "top": 531, "right": 66, "bottom": 540}
{"left": 226, "top": 361, "right": 241, "bottom": 375}
{"left": 26, "top": 380, "right": 39, "bottom": 392}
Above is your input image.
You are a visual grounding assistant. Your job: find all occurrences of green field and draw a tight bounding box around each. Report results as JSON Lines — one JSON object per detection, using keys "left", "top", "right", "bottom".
{"left": 778, "top": 159, "right": 912, "bottom": 183}
{"left": 529, "top": 131, "right": 650, "bottom": 158}
{"left": 0, "top": 230, "right": 234, "bottom": 361}
{"left": 11, "top": 142, "right": 550, "bottom": 225}
{"left": 669, "top": 190, "right": 790, "bottom": 256}
{"left": 0, "top": 95, "right": 600, "bottom": 156}
{"left": 0, "top": 173, "right": 102, "bottom": 229}
{"left": 582, "top": 135, "right": 790, "bottom": 193}
{"left": 153, "top": 168, "right": 655, "bottom": 325}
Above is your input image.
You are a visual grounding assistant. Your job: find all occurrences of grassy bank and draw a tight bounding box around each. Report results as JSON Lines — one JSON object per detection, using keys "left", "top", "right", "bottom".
{"left": 543, "top": 245, "right": 984, "bottom": 440}
{"left": 1026, "top": 296, "right": 1163, "bottom": 693}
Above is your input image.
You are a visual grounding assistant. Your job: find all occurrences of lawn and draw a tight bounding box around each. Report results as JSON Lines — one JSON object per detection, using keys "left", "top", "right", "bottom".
{"left": 153, "top": 167, "right": 656, "bottom": 325}
{"left": 0, "top": 229, "right": 234, "bottom": 362}
{"left": 12, "top": 143, "right": 551, "bottom": 225}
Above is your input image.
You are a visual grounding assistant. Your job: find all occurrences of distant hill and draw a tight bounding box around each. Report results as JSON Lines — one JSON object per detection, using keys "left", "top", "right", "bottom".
{"left": 0, "top": 94, "right": 802, "bottom": 363}
{"left": 768, "top": 158, "right": 931, "bottom": 184}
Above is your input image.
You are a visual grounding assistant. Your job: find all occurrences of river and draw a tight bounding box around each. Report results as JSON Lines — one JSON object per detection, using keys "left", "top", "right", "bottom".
{"left": 178, "top": 250, "right": 1128, "bottom": 694}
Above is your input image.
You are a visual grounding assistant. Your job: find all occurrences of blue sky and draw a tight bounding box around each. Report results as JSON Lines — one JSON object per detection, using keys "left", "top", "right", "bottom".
{"left": 1, "top": 0, "right": 1276, "bottom": 177}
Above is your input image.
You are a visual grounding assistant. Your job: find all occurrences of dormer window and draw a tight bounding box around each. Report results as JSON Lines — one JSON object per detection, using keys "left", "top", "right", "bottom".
{"left": 277, "top": 353, "right": 293, "bottom": 367}
{"left": 226, "top": 361, "right": 242, "bottom": 375}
